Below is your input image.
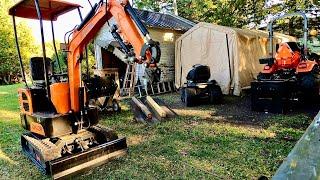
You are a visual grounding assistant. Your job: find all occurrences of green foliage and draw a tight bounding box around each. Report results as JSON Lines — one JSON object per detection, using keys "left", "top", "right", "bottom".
{"left": 262, "top": 114, "right": 312, "bottom": 142}
{"left": 135, "top": 0, "right": 162, "bottom": 11}
{"left": 51, "top": 49, "right": 68, "bottom": 73}
{"left": 0, "top": 0, "right": 39, "bottom": 79}
{"left": 135, "top": 0, "right": 315, "bottom": 30}
{"left": 263, "top": 114, "right": 311, "bottom": 130}
{"left": 47, "top": 42, "right": 95, "bottom": 76}
{"left": 310, "top": 0, "right": 320, "bottom": 5}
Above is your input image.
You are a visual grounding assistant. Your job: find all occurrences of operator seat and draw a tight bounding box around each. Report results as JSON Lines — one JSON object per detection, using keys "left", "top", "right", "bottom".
{"left": 30, "top": 57, "right": 52, "bottom": 86}
{"left": 29, "top": 57, "right": 56, "bottom": 113}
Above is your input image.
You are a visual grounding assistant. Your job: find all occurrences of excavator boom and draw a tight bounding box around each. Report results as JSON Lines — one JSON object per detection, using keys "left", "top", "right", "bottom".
{"left": 68, "top": 0, "right": 160, "bottom": 112}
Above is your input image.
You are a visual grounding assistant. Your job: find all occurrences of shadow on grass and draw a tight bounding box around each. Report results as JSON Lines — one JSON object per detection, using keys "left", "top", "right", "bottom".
{"left": 80, "top": 96, "right": 304, "bottom": 179}
{"left": 0, "top": 87, "right": 313, "bottom": 179}
{"left": 77, "top": 110, "right": 297, "bottom": 179}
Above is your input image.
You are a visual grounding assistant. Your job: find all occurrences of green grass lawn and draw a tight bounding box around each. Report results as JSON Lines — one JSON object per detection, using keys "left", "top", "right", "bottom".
{"left": 0, "top": 84, "right": 314, "bottom": 179}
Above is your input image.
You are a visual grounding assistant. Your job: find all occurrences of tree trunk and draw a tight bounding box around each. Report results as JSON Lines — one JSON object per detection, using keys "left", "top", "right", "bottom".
{"left": 8, "top": 74, "right": 11, "bottom": 84}
{"left": 3, "top": 76, "right": 9, "bottom": 85}
{"left": 288, "top": 18, "right": 294, "bottom": 36}
{"left": 173, "top": 0, "right": 178, "bottom": 16}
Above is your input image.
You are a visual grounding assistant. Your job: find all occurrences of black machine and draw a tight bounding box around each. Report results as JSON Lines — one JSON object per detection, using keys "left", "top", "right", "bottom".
{"left": 180, "top": 65, "right": 223, "bottom": 106}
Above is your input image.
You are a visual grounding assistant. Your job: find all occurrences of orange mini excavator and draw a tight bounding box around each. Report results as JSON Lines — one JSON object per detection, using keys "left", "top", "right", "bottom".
{"left": 9, "top": 0, "right": 160, "bottom": 179}
{"left": 251, "top": 12, "right": 320, "bottom": 113}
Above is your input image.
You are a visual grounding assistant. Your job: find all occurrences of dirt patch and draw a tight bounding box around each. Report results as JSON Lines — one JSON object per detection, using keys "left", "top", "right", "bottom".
{"left": 157, "top": 93, "right": 319, "bottom": 125}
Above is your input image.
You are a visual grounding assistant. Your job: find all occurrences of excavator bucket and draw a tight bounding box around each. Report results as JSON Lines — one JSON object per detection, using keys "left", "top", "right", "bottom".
{"left": 21, "top": 126, "right": 127, "bottom": 179}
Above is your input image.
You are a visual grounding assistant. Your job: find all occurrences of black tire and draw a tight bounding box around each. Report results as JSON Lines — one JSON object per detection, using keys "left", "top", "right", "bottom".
{"left": 301, "top": 73, "right": 316, "bottom": 89}
{"left": 112, "top": 100, "right": 121, "bottom": 112}
{"left": 209, "top": 85, "right": 223, "bottom": 104}
{"left": 300, "top": 73, "right": 319, "bottom": 103}
{"left": 184, "top": 88, "right": 196, "bottom": 107}
{"left": 180, "top": 88, "right": 186, "bottom": 103}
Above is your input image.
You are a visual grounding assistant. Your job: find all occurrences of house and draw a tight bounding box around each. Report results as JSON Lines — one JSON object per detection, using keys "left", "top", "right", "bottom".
{"left": 134, "top": 9, "right": 195, "bottom": 82}
{"left": 94, "top": 9, "right": 195, "bottom": 91}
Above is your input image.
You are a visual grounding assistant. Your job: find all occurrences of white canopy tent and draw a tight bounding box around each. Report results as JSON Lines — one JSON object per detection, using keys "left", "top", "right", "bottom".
{"left": 175, "top": 22, "right": 296, "bottom": 96}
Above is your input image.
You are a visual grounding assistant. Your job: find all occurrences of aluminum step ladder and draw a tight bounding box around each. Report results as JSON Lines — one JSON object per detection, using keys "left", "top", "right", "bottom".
{"left": 121, "top": 63, "right": 136, "bottom": 97}
{"left": 135, "top": 81, "right": 176, "bottom": 98}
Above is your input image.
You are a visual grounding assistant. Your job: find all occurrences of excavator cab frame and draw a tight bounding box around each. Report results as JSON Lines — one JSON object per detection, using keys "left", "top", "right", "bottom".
{"left": 9, "top": 0, "right": 82, "bottom": 91}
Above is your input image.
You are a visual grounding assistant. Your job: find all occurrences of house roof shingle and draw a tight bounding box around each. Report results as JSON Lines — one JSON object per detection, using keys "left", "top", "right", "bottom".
{"left": 134, "top": 9, "right": 195, "bottom": 31}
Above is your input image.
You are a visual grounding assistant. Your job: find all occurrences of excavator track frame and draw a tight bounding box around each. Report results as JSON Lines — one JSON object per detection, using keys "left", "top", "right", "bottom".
{"left": 21, "top": 128, "right": 127, "bottom": 179}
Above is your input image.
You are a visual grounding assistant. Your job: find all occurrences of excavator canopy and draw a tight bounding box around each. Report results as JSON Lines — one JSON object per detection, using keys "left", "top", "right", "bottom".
{"left": 8, "top": 0, "right": 81, "bottom": 21}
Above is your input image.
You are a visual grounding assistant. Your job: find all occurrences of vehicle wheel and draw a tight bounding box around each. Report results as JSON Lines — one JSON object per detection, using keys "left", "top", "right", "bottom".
{"left": 91, "top": 97, "right": 108, "bottom": 111}
{"left": 112, "top": 100, "right": 121, "bottom": 112}
{"left": 300, "top": 73, "right": 319, "bottom": 102}
{"left": 209, "top": 85, "right": 223, "bottom": 104}
{"left": 301, "top": 73, "right": 316, "bottom": 89}
{"left": 180, "top": 88, "right": 186, "bottom": 103}
{"left": 184, "top": 88, "right": 196, "bottom": 107}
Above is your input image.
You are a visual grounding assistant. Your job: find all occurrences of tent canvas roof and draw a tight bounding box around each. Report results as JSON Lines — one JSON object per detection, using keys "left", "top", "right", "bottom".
{"left": 178, "top": 22, "right": 295, "bottom": 43}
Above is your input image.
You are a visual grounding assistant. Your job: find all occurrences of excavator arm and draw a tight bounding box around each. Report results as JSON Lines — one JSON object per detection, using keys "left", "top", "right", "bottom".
{"left": 67, "top": 0, "right": 161, "bottom": 112}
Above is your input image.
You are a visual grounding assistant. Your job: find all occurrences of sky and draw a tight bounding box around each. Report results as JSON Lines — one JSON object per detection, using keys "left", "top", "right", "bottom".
{"left": 26, "top": 0, "right": 99, "bottom": 43}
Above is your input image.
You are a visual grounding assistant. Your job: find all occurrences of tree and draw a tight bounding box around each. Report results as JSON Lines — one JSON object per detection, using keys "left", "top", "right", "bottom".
{"left": 263, "top": 0, "right": 314, "bottom": 37}
{"left": 0, "top": 0, "right": 39, "bottom": 84}
{"left": 135, "top": 0, "right": 316, "bottom": 34}
{"left": 310, "top": 0, "right": 320, "bottom": 6}
{"left": 134, "top": 0, "right": 162, "bottom": 11}
{"left": 134, "top": 0, "right": 266, "bottom": 28}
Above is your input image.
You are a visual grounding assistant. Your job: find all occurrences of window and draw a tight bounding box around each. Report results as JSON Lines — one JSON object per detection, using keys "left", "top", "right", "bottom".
{"left": 163, "top": 33, "right": 174, "bottom": 42}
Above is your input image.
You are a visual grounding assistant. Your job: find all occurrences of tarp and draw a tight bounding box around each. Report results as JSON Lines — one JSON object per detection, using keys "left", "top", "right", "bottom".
{"left": 175, "top": 22, "right": 296, "bottom": 96}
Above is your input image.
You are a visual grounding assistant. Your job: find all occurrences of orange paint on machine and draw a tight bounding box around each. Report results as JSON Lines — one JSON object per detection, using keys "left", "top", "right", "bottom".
{"left": 50, "top": 82, "right": 70, "bottom": 114}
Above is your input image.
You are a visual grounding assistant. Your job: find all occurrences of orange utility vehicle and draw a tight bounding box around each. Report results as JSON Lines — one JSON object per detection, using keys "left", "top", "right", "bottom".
{"left": 9, "top": 0, "right": 160, "bottom": 178}
{"left": 251, "top": 12, "right": 320, "bottom": 113}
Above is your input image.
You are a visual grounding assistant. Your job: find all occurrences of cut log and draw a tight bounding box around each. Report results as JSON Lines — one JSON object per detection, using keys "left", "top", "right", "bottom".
{"left": 131, "top": 97, "right": 152, "bottom": 119}
{"left": 146, "top": 96, "right": 166, "bottom": 118}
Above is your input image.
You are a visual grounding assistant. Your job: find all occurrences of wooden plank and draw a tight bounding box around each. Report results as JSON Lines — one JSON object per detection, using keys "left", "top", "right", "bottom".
{"left": 146, "top": 96, "right": 166, "bottom": 118}
{"left": 273, "top": 111, "right": 320, "bottom": 179}
{"left": 131, "top": 97, "right": 152, "bottom": 119}
{"left": 161, "top": 105, "right": 176, "bottom": 118}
